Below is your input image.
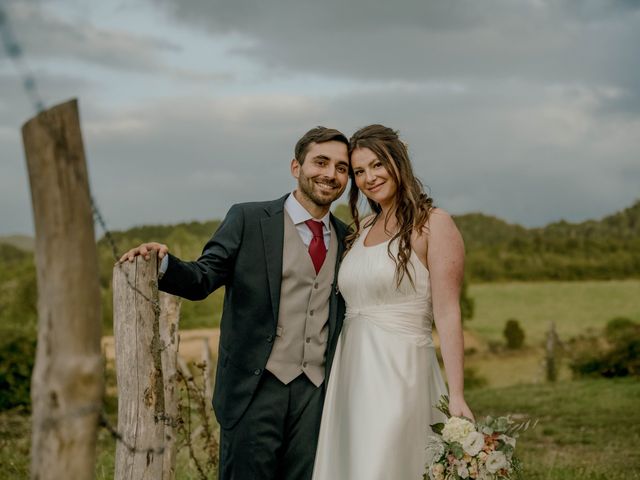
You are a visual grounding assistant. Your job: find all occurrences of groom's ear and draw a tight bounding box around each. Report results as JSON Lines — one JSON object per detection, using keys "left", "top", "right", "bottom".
{"left": 290, "top": 157, "right": 301, "bottom": 179}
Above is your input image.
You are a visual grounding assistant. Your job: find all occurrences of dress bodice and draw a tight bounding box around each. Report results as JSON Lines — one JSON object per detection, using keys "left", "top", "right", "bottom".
{"left": 337, "top": 225, "right": 434, "bottom": 346}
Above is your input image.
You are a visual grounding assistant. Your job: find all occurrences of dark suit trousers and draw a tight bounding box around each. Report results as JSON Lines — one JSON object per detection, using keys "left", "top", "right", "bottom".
{"left": 218, "top": 371, "right": 324, "bottom": 480}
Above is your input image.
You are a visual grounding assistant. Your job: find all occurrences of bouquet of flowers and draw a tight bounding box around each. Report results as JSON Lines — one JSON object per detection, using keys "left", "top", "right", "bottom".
{"left": 424, "top": 396, "right": 535, "bottom": 480}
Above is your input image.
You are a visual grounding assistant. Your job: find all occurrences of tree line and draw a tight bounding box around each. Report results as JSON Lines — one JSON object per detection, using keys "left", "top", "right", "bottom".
{"left": 1, "top": 200, "right": 639, "bottom": 336}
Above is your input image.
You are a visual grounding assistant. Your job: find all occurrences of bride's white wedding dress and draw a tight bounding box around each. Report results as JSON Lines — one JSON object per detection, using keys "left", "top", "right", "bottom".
{"left": 312, "top": 226, "right": 447, "bottom": 480}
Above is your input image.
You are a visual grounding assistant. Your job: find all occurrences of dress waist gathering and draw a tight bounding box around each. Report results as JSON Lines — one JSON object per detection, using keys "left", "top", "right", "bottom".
{"left": 344, "top": 299, "right": 434, "bottom": 347}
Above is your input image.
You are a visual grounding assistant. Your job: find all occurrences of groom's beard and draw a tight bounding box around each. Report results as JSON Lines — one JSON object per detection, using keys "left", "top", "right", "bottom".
{"left": 297, "top": 171, "right": 344, "bottom": 207}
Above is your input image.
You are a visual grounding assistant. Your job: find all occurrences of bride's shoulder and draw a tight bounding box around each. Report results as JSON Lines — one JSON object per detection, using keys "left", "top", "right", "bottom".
{"left": 420, "top": 208, "right": 464, "bottom": 260}
{"left": 421, "top": 208, "right": 457, "bottom": 236}
{"left": 414, "top": 209, "right": 462, "bottom": 253}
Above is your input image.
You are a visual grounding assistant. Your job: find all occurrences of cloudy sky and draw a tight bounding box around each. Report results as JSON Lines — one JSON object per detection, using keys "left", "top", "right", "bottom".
{"left": 1, "top": 0, "right": 639, "bottom": 238}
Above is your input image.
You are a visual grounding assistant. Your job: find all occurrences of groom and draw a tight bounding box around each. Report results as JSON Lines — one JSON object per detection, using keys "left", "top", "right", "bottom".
{"left": 120, "top": 126, "right": 351, "bottom": 479}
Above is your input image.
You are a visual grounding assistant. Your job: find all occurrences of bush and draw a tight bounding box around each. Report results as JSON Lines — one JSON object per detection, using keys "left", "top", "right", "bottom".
{"left": 0, "top": 332, "right": 36, "bottom": 410}
{"left": 570, "top": 318, "right": 640, "bottom": 378}
{"left": 605, "top": 316, "right": 637, "bottom": 342}
{"left": 460, "top": 278, "right": 475, "bottom": 323}
{"left": 503, "top": 318, "right": 525, "bottom": 349}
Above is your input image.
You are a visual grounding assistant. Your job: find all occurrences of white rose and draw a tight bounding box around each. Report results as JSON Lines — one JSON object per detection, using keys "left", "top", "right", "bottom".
{"left": 485, "top": 451, "right": 508, "bottom": 474}
{"left": 441, "top": 417, "right": 476, "bottom": 443}
{"left": 462, "top": 431, "right": 485, "bottom": 456}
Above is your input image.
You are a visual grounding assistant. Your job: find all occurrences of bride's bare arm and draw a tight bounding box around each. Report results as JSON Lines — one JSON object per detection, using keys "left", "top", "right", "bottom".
{"left": 425, "top": 208, "right": 474, "bottom": 420}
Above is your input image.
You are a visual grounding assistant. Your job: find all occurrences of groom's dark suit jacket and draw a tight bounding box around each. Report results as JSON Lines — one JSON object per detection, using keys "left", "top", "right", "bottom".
{"left": 159, "top": 194, "right": 349, "bottom": 429}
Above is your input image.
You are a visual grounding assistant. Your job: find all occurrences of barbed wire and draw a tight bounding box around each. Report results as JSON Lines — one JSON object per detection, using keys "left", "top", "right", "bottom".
{"left": 0, "top": 5, "right": 45, "bottom": 113}
{"left": 1, "top": 3, "right": 170, "bottom": 454}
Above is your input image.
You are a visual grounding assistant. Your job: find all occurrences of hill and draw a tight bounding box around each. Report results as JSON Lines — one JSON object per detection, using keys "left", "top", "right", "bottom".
{"left": 453, "top": 200, "right": 640, "bottom": 281}
{"left": 0, "top": 235, "right": 34, "bottom": 252}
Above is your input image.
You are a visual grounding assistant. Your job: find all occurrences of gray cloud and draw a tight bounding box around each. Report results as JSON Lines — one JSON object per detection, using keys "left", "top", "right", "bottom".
{"left": 2, "top": 0, "right": 638, "bottom": 236}
{"left": 2, "top": 1, "right": 176, "bottom": 72}
{"left": 153, "top": 0, "right": 640, "bottom": 92}
{"left": 6, "top": 78, "right": 636, "bottom": 236}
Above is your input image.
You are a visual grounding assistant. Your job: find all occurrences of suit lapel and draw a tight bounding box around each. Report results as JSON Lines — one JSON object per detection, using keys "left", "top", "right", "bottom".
{"left": 261, "top": 196, "right": 286, "bottom": 325}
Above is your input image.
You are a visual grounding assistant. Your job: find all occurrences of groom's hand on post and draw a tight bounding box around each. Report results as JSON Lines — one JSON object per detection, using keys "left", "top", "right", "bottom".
{"left": 118, "top": 242, "right": 169, "bottom": 263}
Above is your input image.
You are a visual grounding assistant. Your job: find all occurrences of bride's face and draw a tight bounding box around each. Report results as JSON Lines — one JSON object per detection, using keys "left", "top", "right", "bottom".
{"left": 350, "top": 147, "right": 397, "bottom": 206}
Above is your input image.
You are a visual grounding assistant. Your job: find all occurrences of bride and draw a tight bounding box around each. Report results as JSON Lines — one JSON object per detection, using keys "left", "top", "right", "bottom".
{"left": 312, "top": 125, "right": 473, "bottom": 479}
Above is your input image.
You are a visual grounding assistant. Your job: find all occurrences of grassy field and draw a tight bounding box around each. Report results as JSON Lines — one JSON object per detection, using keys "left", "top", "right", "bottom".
{"left": 467, "top": 279, "right": 640, "bottom": 346}
{"left": 3, "top": 378, "right": 638, "bottom": 479}
{"left": 2, "top": 280, "right": 638, "bottom": 477}
{"left": 467, "top": 378, "right": 640, "bottom": 479}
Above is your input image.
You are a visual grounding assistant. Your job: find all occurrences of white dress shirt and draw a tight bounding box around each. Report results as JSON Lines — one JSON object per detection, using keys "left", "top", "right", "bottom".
{"left": 284, "top": 191, "right": 331, "bottom": 250}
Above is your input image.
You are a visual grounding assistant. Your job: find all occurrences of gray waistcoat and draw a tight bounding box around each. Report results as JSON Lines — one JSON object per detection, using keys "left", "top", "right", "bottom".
{"left": 265, "top": 212, "right": 338, "bottom": 386}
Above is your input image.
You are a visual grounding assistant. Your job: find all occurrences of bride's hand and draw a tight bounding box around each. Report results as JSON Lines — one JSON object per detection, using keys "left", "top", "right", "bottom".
{"left": 449, "top": 396, "right": 474, "bottom": 422}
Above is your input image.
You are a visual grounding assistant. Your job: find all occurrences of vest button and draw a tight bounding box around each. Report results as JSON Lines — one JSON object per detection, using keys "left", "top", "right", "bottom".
{"left": 253, "top": 369, "right": 261, "bottom": 376}
{"left": 314, "top": 283, "right": 319, "bottom": 289}
{"left": 302, "top": 362, "right": 308, "bottom": 368}
{"left": 309, "top": 310, "right": 314, "bottom": 316}
{"left": 306, "top": 337, "right": 311, "bottom": 344}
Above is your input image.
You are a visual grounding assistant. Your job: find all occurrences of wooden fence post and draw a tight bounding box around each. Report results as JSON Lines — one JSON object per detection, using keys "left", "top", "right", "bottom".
{"left": 113, "top": 253, "right": 165, "bottom": 479}
{"left": 546, "top": 321, "right": 559, "bottom": 382}
{"left": 159, "top": 292, "right": 181, "bottom": 480}
{"left": 22, "top": 99, "right": 104, "bottom": 480}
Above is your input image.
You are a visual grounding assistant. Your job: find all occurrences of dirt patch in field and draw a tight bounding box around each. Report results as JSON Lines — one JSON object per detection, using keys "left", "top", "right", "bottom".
{"left": 102, "top": 327, "right": 482, "bottom": 362}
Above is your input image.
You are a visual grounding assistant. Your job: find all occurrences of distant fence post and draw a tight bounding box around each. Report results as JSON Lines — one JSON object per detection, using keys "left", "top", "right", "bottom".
{"left": 22, "top": 99, "right": 104, "bottom": 480}
{"left": 113, "top": 253, "right": 165, "bottom": 479}
{"left": 159, "top": 292, "right": 181, "bottom": 480}
{"left": 546, "top": 321, "right": 559, "bottom": 382}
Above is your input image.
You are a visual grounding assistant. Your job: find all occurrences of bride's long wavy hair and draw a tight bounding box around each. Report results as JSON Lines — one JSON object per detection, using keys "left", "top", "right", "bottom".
{"left": 346, "top": 124, "right": 434, "bottom": 288}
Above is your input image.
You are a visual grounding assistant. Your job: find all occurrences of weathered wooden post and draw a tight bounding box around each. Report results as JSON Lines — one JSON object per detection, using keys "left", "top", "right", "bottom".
{"left": 113, "top": 253, "right": 165, "bottom": 479}
{"left": 159, "top": 293, "right": 181, "bottom": 480}
{"left": 23, "top": 99, "right": 104, "bottom": 480}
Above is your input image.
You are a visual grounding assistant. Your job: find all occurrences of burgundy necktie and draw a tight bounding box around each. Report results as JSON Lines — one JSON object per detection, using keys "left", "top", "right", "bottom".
{"left": 305, "top": 219, "right": 326, "bottom": 274}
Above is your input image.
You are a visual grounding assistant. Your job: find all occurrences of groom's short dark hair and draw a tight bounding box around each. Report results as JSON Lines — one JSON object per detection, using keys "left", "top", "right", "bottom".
{"left": 294, "top": 126, "right": 348, "bottom": 165}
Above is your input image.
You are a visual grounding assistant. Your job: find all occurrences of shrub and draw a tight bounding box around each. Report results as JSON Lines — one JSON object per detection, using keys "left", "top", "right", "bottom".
{"left": 0, "top": 332, "right": 36, "bottom": 410}
{"left": 570, "top": 318, "right": 640, "bottom": 378}
{"left": 503, "top": 318, "right": 525, "bottom": 349}
{"left": 605, "top": 316, "right": 637, "bottom": 342}
{"left": 460, "top": 278, "right": 475, "bottom": 323}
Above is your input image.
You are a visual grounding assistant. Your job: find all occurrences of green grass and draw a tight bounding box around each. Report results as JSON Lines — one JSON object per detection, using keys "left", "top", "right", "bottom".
{"left": 468, "top": 279, "right": 640, "bottom": 346}
{"left": 3, "top": 378, "right": 637, "bottom": 479}
{"left": 467, "top": 378, "right": 640, "bottom": 479}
